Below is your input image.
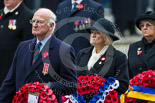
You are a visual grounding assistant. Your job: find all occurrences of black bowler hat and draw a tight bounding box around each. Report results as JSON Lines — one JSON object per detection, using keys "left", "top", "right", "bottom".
{"left": 86, "top": 18, "right": 119, "bottom": 41}
{"left": 135, "top": 11, "right": 155, "bottom": 30}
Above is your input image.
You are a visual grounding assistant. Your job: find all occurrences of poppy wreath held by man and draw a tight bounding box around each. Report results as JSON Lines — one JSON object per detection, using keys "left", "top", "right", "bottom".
{"left": 12, "top": 82, "right": 58, "bottom": 103}
{"left": 124, "top": 70, "right": 155, "bottom": 103}
{"left": 62, "top": 75, "right": 120, "bottom": 103}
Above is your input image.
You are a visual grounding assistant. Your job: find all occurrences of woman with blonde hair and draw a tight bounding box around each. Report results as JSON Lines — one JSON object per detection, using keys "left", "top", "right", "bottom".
{"left": 76, "top": 18, "right": 129, "bottom": 96}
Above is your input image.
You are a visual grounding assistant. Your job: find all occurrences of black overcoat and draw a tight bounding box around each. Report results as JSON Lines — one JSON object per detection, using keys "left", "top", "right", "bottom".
{"left": 76, "top": 46, "right": 129, "bottom": 95}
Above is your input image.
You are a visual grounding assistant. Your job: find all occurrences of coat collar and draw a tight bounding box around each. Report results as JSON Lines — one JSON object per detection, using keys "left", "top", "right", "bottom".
{"left": 69, "top": 0, "right": 86, "bottom": 16}
{"left": 137, "top": 38, "right": 149, "bottom": 66}
{"left": 79, "top": 46, "right": 93, "bottom": 66}
{"left": 78, "top": 45, "right": 114, "bottom": 76}
{"left": 3, "top": 3, "right": 25, "bottom": 17}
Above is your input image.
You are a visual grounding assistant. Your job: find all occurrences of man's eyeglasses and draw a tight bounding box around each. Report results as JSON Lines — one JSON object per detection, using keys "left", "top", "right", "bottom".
{"left": 139, "top": 23, "right": 153, "bottom": 29}
{"left": 30, "top": 19, "right": 46, "bottom": 25}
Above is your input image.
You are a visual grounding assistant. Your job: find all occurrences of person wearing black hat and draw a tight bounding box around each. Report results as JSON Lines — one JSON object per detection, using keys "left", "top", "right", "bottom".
{"left": 128, "top": 11, "right": 155, "bottom": 78}
{"left": 76, "top": 18, "right": 129, "bottom": 101}
{"left": 128, "top": 11, "right": 155, "bottom": 103}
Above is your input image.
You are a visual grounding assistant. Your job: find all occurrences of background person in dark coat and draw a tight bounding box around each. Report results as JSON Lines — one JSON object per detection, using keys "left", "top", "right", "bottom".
{"left": 0, "top": 0, "right": 34, "bottom": 86}
{"left": 0, "top": 8, "right": 77, "bottom": 103}
{"left": 128, "top": 11, "right": 155, "bottom": 78}
{"left": 76, "top": 18, "right": 129, "bottom": 100}
{"left": 40, "top": 0, "right": 64, "bottom": 13}
{"left": 128, "top": 11, "right": 155, "bottom": 103}
{"left": 55, "top": 0, "right": 104, "bottom": 55}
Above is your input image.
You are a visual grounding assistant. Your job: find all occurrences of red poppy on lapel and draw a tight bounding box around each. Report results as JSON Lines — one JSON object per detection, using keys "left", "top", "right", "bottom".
{"left": 76, "top": 4, "right": 84, "bottom": 9}
{"left": 137, "top": 47, "right": 142, "bottom": 55}
{"left": 42, "top": 51, "right": 49, "bottom": 58}
{"left": 101, "top": 56, "right": 106, "bottom": 61}
{"left": 137, "top": 50, "right": 142, "bottom": 55}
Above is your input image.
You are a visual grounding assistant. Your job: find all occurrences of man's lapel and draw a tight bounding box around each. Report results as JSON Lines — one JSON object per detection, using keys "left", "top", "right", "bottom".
{"left": 24, "top": 35, "right": 56, "bottom": 82}
{"left": 147, "top": 44, "right": 155, "bottom": 59}
{"left": 24, "top": 38, "right": 36, "bottom": 71}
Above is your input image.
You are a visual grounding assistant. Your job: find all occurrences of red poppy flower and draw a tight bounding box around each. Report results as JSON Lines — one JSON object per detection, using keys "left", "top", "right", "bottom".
{"left": 45, "top": 89, "right": 53, "bottom": 95}
{"left": 143, "top": 77, "right": 151, "bottom": 87}
{"left": 109, "top": 90, "right": 117, "bottom": 97}
{"left": 47, "top": 94, "right": 56, "bottom": 101}
{"left": 76, "top": 87, "right": 83, "bottom": 95}
{"left": 77, "top": 75, "right": 85, "bottom": 82}
{"left": 112, "top": 96, "right": 119, "bottom": 103}
{"left": 105, "top": 94, "right": 112, "bottom": 103}
{"left": 94, "top": 76, "right": 100, "bottom": 81}
{"left": 40, "top": 92, "right": 48, "bottom": 100}
{"left": 42, "top": 51, "right": 49, "bottom": 58}
{"left": 98, "top": 78, "right": 105, "bottom": 85}
{"left": 137, "top": 50, "right": 142, "bottom": 55}
{"left": 77, "top": 4, "right": 84, "bottom": 9}
{"left": 101, "top": 56, "right": 106, "bottom": 61}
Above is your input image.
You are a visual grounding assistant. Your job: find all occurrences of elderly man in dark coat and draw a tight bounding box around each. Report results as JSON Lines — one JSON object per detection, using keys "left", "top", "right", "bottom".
{"left": 0, "top": 8, "right": 77, "bottom": 103}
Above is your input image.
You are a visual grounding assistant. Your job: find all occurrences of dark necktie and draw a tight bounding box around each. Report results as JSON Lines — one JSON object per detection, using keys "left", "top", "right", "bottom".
{"left": 32, "top": 42, "right": 42, "bottom": 64}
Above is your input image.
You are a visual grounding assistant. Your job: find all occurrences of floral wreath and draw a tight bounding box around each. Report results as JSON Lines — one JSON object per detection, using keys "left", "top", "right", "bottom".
{"left": 124, "top": 70, "right": 155, "bottom": 103}
{"left": 62, "top": 75, "right": 119, "bottom": 103}
{"left": 12, "top": 82, "right": 58, "bottom": 103}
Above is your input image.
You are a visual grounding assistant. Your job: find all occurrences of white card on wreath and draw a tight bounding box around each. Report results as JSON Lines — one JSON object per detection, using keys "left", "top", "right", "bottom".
{"left": 28, "top": 93, "right": 39, "bottom": 103}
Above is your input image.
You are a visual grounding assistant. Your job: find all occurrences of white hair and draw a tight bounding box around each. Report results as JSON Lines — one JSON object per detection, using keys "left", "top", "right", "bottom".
{"left": 47, "top": 11, "right": 57, "bottom": 31}
{"left": 37, "top": 8, "right": 57, "bottom": 32}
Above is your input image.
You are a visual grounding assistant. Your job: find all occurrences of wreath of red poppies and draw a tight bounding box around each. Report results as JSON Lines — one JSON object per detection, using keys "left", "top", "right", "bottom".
{"left": 12, "top": 82, "right": 58, "bottom": 103}
{"left": 125, "top": 70, "right": 155, "bottom": 103}
{"left": 62, "top": 75, "right": 119, "bottom": 103}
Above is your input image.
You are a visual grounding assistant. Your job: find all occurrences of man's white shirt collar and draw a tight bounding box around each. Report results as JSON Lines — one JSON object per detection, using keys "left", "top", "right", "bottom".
{"left": 36, "top": 34, "right": 52, "bottom": 52}
{"left": 4, "top": 1, "right": 22, "bottom": 15}
{"left": 71, "top": 0, "right": 83, "bottom": 5}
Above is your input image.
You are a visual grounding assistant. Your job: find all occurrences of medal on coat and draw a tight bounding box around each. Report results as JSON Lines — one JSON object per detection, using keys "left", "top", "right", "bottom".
{"left": 8, "top": 19, "right": 17, "bottom": 30}
{"left": 79, "top": 20, "right": 83, "bottom": 30}
{"left": 12, "top": 20, "right": 17, "bottom": 30}
{"left": 74, "top": 20, "right": 79, "bottom": 32}
{"left": 8, "top": 19, "right": 13, "bottom": 29}
{"left": 82, "top": 20, "right": 85, "bottom": 29}
{"left": 42, "top": 63, "right": 49, "bottom": 75}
